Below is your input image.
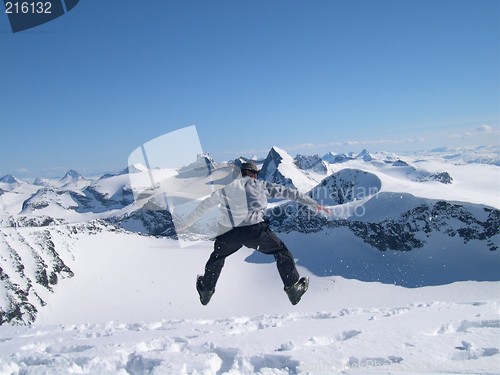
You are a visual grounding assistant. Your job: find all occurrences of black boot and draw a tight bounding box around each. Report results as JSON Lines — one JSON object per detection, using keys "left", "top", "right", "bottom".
{"left": 284, "top": 277, "right": 309, "bottom": 305}
{"left": 196, "top": 275, "right": 214, "bottom": 306}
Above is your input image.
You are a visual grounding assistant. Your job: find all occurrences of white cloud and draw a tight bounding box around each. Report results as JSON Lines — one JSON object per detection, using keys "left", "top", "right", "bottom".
{"left": 476, "top": 124, "right": 493, "bottom": 133}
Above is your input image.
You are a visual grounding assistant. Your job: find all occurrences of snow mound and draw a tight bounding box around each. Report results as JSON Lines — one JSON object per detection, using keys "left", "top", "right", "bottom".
{"left": 309, "top": 168, "right": 381, "bottom": 205}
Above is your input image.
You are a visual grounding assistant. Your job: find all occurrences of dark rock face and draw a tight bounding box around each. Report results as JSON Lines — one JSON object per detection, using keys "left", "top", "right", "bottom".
{"left": 309, "top": 169, "right": 381, "bottom": 205}
{"left": 1, "top": 228, "right": 74, "bottom": 325}
{"left": 294, "top": 154, "right": 328, "bottom": 174}
{"left": 259, "top": 147, "right": 295, "bottom": 188}
{"left": 265, "top": 197, "right": 499, "bottom": 253}
{"left": 108, "top": 206, "right": 176, "bottom": 237}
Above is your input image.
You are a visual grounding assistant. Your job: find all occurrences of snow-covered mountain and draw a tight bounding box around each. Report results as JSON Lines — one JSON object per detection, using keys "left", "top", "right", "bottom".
{"left": 57, "top": 170, "right": 90, "bottom": 189}
{"left": 0, "top": 175, "right": 22, "bottom": 185}
{"left": 308, "top": 168, "right": 381, "bottom": 205}
{"left": 0, "top": 147, "right": 499, "bottom": 373}
{"left": 293, "top": 154, "right": 328, "bottom": 175}
{"left": 259, "top": 146, "right": 323, "bottom": 192}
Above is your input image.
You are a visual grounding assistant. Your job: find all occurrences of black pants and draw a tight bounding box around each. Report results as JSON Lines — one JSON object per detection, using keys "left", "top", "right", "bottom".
{"left": 202, "top": 222, "right": 300, "bottom": 291}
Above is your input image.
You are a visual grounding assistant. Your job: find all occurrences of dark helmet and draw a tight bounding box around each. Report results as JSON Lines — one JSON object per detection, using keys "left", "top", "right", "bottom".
{"left": 240, "top": 161, "right": 259, "bottom": 175}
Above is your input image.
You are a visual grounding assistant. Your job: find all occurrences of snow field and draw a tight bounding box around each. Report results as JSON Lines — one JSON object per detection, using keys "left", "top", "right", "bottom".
{"left": 329, "top": 157, "right": 500, "bottom": 209}
{"left": 1, "top": 299, "right": 499, "bottom": 374}
{"left": 33, "top": 230, "right": 499, "bottom": 324}
{"left": 0, "top": 230, "right": 495, "bottom": 374}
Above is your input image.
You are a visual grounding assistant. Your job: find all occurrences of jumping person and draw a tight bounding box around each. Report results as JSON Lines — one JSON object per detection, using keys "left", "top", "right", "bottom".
{"left": 178, "top": 161, "right": 330, "bottom": 305}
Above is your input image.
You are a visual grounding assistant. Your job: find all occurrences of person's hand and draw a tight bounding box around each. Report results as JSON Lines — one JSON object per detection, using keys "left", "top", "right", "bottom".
{"left": 316, "top": 204, "right": 332, "bottom": 215}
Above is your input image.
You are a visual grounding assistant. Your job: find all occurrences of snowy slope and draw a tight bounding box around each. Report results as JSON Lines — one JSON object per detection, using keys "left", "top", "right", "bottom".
{"left": 1, "top": 231, "right": 499, "bottom": 374}
{"left": 0, "top": 179, "right": 40, "bottom": 216}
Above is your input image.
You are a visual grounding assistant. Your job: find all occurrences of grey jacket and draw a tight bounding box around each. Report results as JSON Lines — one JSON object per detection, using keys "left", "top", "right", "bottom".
{"left": 182, "top": 176, "right": 318, "bottom": 229}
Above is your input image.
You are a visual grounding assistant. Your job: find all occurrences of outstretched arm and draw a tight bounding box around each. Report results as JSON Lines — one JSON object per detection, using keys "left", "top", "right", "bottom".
{"left": 264, "top": 181, "right": 331, "bottom": 215}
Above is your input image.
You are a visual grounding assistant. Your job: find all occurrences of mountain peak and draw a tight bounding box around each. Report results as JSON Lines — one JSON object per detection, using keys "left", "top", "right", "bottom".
{"left": 259, "top": 147, "right": 320, "bottom": 192}
{"left": 322, "top": 152, "right": 354, "bottom": 164}
{"left": 269, "top": 146, "right": 289, "bottom": 157}
{"left": 33, "top": 177, "right": 51, "bottom": 186}
{"left": 58, "top": 170, "right": 90, "bottom": 189}
{"left": 357, "top": 149, "right": 373, "bottom": 161}
{"left": 61, "top": 170, "right": 83, "bottom": 181}
{"left": 0, "top": 174, "right": 21, "bottom": 184}
{"left": 119, "top": 163, "right": 148, "bottom": 175}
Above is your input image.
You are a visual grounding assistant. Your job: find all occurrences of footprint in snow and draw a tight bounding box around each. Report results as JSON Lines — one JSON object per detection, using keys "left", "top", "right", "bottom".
{"left": 337, "top": 330, "right": 362, "bottom": 341}
{"left": 305, "top": 336, "right": 337, "bottom": 346}
{"left": 437, "top": 319, "right": 500, "bottom": 335}
{"left": 276, "top": 341, "right": 296, "bottom": 352}
{"left": 46, "top": 345, "right": 94, "bottom": 354}
{"left": 452, "top": 341, "right": 499, "bottom": 360}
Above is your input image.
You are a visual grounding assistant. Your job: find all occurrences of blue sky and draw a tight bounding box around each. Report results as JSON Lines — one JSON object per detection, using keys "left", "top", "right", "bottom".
{"left": 0, "top": 0, "right": 498, "bottom": 178}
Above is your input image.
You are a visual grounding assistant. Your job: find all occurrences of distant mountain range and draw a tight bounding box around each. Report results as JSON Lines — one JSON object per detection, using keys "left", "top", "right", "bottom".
{"left": 0, "top": 146, "right": 499, "bottom": 324}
